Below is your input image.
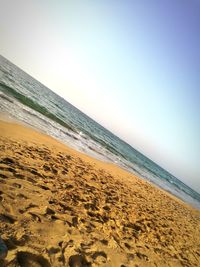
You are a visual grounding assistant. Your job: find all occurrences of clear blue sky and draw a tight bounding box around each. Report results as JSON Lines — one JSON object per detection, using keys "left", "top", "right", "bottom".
{"left": 0, "top": 0, "right": 200, "bottom": 192}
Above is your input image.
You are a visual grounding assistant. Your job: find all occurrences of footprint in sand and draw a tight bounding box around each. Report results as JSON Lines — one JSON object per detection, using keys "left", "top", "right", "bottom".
{"left": 100, "top": 239, "right": 108, "bottom": 246}
{"left": 68, "top": 254, "right": 91, "bottom": 267}
{"left": 28, "top": 212, "right": 42, "bottom": 222}
{"left": 135, "top": 251, "right": 149, "bottom": 261}
{"left": 0, "top": 157, "right": 16, "bottom": 165}
{"left": 45, "top": 207, "right": 56, "bottom": 215}
{"left": 91, "top": 251, "right": 107, "bottom": 264}
{"left": 11, "top": 182, "right": 22, "bottom": 188}
{"left": 15, "top": 173, "right": 25, "bottom": 179}
{"left": 0, "top": 173, "right": 8, "bottom": 179}
{"left": 16, "top": 251, "right": 51, "bottom": 267}
{"left": 0, "top": 165, "right": 16, "bottom": 174}
{"left": 43, "top": 165, "right": 51, "bottom": 172}
{"left": 0, "top": 238, "right": 8, "bottom": 260}
{"left": 37, "top": 184, "right": 51, "bottom": 191}
{"left": 0, "top": 213, "right": 16, "bottom": 224}
{"left": 17, "top": 193, "right": 28, "bottom": 200}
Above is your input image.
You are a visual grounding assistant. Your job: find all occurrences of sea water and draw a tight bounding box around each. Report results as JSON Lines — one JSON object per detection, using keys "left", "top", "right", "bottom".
{"left": 0, "top": 55, "right": 200, "bottom": 209}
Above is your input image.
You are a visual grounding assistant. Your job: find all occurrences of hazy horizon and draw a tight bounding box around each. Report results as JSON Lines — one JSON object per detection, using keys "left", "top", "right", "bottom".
{"left": 0, "top": 0, "right": 200, "bottom": 193}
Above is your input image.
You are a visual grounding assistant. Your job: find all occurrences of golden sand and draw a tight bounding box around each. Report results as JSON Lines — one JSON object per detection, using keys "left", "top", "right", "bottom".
{"left": 0, "top": 120, "right": 200, "bottom": 267}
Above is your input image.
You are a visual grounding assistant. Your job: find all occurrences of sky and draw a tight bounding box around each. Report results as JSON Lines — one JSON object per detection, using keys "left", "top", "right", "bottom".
{"left": 0, "top": 0, "right": 200, "bottom": 192}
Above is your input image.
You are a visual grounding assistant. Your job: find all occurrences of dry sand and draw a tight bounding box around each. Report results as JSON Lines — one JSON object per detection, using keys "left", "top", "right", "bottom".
{"left": 0, "top": 120, "right": 200, "bottom": 267}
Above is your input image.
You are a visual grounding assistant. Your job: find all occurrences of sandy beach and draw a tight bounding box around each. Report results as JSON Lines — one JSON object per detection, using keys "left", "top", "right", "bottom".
{"left": 0, "top": 120, "right": 200, "bottom": 267}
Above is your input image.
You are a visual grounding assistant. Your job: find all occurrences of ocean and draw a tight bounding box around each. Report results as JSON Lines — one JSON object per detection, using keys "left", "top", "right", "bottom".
{"left": 0, "top": 55, "right": 200, "bottom": 210}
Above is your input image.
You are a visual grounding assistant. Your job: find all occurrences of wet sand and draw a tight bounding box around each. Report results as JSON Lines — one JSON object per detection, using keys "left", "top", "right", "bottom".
{"left": 0, "top": 120, "right": 200, "bottom": 267}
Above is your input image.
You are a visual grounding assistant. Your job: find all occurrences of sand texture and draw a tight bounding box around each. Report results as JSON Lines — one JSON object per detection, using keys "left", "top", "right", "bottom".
{"left": 0, "top": 120, "right": 200, "bottom": 267}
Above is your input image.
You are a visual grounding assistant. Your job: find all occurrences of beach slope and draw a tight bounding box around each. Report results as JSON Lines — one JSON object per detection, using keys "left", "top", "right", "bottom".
{"left": 0, "top": 120, "right": 199, "bottom": 266}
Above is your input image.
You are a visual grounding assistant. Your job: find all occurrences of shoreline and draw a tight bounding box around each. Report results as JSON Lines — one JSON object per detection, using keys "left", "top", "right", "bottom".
{"left": 0, "top": 120, "right": 200, "bottom": 266}
{"left": 0, "top": 114, "right": 198, "bottom": 211}
{"left": 1, "top": 95, "right": 200, "bottom": 212}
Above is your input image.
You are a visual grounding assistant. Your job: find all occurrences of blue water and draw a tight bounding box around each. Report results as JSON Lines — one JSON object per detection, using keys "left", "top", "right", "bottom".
{"left": 0, "top": 55, "right": 200, "bottom": 209}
